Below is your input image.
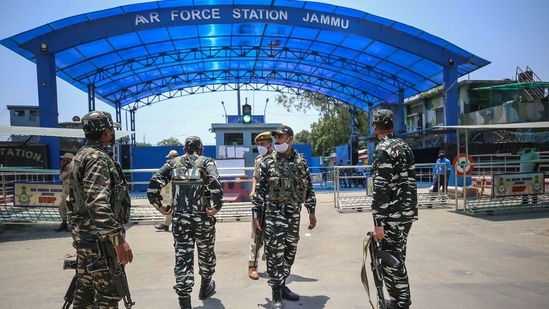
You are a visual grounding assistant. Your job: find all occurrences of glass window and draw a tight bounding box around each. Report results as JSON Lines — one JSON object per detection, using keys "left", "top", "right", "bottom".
{"left": 224, "top": 133, "right": 243, "bottom": 145}
{"left": 435, "top": 108, "right": 444, "bottom": 125}
{"left": 13, "top": 110, "right": 25, "bottom": 117}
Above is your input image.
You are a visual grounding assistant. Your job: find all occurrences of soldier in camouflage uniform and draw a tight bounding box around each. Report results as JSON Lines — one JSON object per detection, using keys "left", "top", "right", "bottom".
{"left": 252, "top": 125, "right": 317, "bottom": 309}
{"left": 247, "top": 131, "right": 273, "bottom": 280}
{"left": 147, "top": 136, "right": 223, "bottom": 309}
{"left": 67, "top": 111, "right": 134, "bottom": 308}
{"left": 370, "top": 109, "right": 418, "bottom": 309}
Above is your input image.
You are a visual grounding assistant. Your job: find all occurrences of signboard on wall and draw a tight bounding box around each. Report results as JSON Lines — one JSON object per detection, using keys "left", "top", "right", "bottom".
{"left": 0, "top": 145, "right": 48, "bottom": 168}
{"left": 216, "top": 158, "right": 246, "bottom": 176}
{"left": 13, "top": 183, "right": 63, "bottom": 207}
{"left": 492, "top": 172, "right": 544, "bottom": 197}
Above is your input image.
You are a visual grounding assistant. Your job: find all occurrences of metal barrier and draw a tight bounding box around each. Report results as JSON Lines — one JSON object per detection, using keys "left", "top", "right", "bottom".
{"left": 0, "top": 166, "right": 255, "bottom": 223}
{"left": 465, "top": 195, "right": 549, "bottom": 214}
{"left": 459, "top": 159, "right": 549, "bottom": 214}
{"left": 332, "top": 163, "right": 448, "bottom": 212}
{"left": 5, "top": 159, "right": 547, "bottom": 222}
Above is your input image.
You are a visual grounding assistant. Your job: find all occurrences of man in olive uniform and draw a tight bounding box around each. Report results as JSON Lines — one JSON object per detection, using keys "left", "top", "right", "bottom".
{"left": 154, "top": 149, "right": 180, "bottom": 232}
{"left": 67, "top": 110, "right": 134, "bottom": 308}
{"left": 252, "top": 125, "right": 317, "bottom": 309}
{"left": 147, "top": 136, "right": 223, "bottom": 309}
{"left": 370, "top": 109, "right": 418, "bottom": 309}
{"left": 247, "top": 131, "right": 273, "bottom": 280}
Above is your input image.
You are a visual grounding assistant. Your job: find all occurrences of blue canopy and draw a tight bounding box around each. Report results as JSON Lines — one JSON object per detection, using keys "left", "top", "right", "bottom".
{"left": 1, "top": 0, "right": 489, "bottom": 112}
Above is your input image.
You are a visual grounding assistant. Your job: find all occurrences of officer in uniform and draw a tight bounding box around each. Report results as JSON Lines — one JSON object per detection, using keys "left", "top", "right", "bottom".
{"left": 67, "top": 110, "right": 133, "bottom": 308}
{"left": 154, "top": 149, "right": 180, "bottom": 232}
{"left": 252, "top": 125, "right": 317, "bottom": 309}
{"left": 248, "top": 131, "right": 273, "bottom": 280}
{"left": 370, "top": 109, "right": 418, "bottom": 309}
{"left": 147, "top": 136, "right": 223, "bottom": 309}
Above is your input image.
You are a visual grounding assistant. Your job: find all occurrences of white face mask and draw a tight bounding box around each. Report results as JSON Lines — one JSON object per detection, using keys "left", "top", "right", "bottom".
{"left": 274, "top": 138, "right": 290, "bottom": 153}
{"left": 257, "top": 145, "right": 269, "bottom": 156}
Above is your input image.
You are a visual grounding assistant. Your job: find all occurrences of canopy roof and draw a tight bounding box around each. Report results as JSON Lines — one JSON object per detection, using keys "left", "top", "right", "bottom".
{"left": 1, "top": 0, "right": 490, "bottom": 112}
{"left": 473, "top": 82, "right": 549, "bottom": 91}
{"left": 436, "top": 122, "right": 549, "bottom": 131}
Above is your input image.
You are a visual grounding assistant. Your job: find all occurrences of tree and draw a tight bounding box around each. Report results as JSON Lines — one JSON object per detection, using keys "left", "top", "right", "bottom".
{"left": 276, "top": 92, "right": 369, "bottom": 156}
{"left": 135, "top": 142, "right": 152, "bottom": 146}
{"left": 157, "top": 137, "right": 183, "bottom": 146}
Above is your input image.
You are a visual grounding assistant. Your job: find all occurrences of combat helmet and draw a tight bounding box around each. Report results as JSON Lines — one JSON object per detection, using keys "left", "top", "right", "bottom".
{"left": 185, "top": 136, "right": 203, "bottom": 150}
{"left": 81, "top": 111, "right": 115, "bottom": 134}
{"left": 371, "top": 109, "right": 394, "bottom": 126}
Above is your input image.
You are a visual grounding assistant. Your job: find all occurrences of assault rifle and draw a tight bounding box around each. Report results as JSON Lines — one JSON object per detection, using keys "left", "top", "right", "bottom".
{"left": 361, "top": 232, "right": 401, "bottom": 309}
{"left": 87, "top": 237, "right": 135, "bottom": 308}
{"left": 61, "top": 257, "right": 77, "bottom": 309}
{"left": 252, "top": 208, "right": 266, "bottom": 266}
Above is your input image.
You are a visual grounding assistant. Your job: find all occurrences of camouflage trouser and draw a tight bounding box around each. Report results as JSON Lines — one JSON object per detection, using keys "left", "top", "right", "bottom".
{"left": 264, "top": 212, "right": 300, "bottom": 288}
{"left": 73, "top": 241, "right": 121, "bottom": 309}
{"left": 172, "top": 212, "right": 216, "bottom": 297}
{"left": 379, "top": 222, "right": 413, "bottom": 308}
{"left": 248, "top": 220, "right": 264, "bottom": 268}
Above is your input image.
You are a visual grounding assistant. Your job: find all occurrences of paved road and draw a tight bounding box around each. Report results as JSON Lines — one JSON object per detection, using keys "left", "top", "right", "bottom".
{"left": 1, "top": 193, "right": 548, "bottom": 308}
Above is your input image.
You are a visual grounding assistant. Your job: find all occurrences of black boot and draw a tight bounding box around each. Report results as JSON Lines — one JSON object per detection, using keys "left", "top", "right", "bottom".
{"left": 54, "top": 221, "right": 69, "bottom": 232}
{"left": 281, "top": 284, "right": 300, "bottom": 301}
{"left": 271, "top": 287, "right": 283, "bottom": 309}
{"left": 178, "top": 295, "right": 191, "bottom": 309}
{"left": 198, "top": 278, "right": 215, "bottom": 300}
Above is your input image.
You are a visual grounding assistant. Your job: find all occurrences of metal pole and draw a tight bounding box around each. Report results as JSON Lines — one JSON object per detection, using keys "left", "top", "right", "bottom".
{"left": 221, "top": 101, "right": 227, "bottom": 123}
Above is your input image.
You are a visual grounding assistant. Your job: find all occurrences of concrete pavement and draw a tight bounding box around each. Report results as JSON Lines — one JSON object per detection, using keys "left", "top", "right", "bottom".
{"left": 1, "top": 192, "right": 549, "bottom": 308}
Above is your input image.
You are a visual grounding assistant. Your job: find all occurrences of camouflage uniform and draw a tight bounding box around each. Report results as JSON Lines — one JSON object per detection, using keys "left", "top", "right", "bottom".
{"left": 249, "top": 153, "right": 265, "bottom": 269}
{"left": 252, "top": 149, "right": 316, "bottom": 289}
{"left": 147, "top": 139, "right": 223, "bottom": 304}
{"left": 371, "top": 110, "right": 418, "bottom": 309}
{"left": 67, "top": 111, "right": 131, "bottom": 309}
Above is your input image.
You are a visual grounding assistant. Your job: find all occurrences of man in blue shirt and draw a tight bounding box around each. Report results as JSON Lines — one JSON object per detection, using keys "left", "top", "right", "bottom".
{"left": 432, "top": 150, "right": 452, "bottom": 194}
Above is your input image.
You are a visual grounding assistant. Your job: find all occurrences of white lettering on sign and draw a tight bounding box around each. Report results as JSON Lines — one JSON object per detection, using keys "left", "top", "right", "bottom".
{"left": 303, "top": 11, "right": 349, "bottom": 29}
{"left": 232, "top": 8, "right": 288, "bottom": 21}
{"left": 135, "top": 12, "right": 161, "bottom": 25}
{"left": 133, "top": 8, "right": 349, "bottom": 30}
{"left": 0, "top": 147, "right": 42, "bottom": 162}
{"left": 171, "top": 9, "right": 221, "bottom": 21}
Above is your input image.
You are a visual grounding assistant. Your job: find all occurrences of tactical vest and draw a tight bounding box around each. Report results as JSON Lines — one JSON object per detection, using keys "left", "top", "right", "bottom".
{"left": 268, "top": 151, "right": 308, "bottom": 208}
{"left": 171, "top": 156, "right": 208, "bottom": 212}
{"left": 111, "top": 161, "right": 131, "bottom": 224}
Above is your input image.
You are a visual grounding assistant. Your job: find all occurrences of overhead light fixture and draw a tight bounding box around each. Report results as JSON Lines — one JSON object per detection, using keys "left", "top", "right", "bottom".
{"left": 40, "top": 43, "right": 47, "bottom": 53}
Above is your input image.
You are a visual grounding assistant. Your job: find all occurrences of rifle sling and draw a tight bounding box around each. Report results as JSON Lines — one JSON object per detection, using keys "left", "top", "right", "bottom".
{"left": 361, "top": 234, "right": 377, "bottom": 309}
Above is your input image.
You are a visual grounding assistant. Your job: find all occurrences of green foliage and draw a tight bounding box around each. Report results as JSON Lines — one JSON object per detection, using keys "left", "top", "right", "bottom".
{"left": 135, "top": 142, "right": 152, "bottom": 146}
{"left": 157, "top": 137, "right": 183, "bottom": 146}
{"left": 277, "top": 92, "right": 370, "bottom": 156}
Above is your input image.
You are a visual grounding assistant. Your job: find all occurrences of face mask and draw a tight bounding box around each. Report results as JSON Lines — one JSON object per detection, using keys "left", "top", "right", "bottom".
{"left": 274, "top": 136, "right": 291, "bottom": 153}
{"left": 274, "top": 142, "right": 289, "bottom": 153}
{"left": 257, "top": 145, "right": 269, "bottom": 156}
{"left": 110, "top": 131, "right": 116, "bottom": 146}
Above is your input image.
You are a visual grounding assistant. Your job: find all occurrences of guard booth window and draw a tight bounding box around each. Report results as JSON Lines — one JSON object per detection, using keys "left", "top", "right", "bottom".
{"left": 224, "top": 133, "right": 243, "bottom": 145}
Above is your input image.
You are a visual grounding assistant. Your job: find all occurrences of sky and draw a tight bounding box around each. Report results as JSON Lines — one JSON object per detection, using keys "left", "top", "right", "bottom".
{"left": 1, "top": 0, "right": 548, "bottom": 145}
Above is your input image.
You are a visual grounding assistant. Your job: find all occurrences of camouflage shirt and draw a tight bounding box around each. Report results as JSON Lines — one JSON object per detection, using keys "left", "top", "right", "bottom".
{"left": 371, "top": 133, "right": 418, "bottom": 226}
{"left": 252, "top": 149, "right": 316, "bottom": 216}
{"left": 67, "top": 140, "right": 128, "bottom": 246}
{"left": 147, "top": 153, "right": 224, "bottom": 212}
{"left": 252, "top": 154, "right": 263, "bottom": 180}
